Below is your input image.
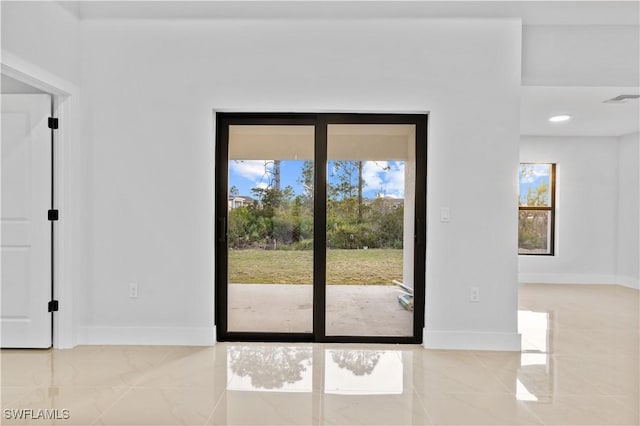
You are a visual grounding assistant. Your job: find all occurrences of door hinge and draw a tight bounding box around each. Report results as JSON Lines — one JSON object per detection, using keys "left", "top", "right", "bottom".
{"left": 48, "top": 117, "right": 59, "bottom": 129}
{"left": 48, "top": 209, "right": 59, "bottom": 221}
{"left": 48, "top": 300, "right": 59, "bottom": 312}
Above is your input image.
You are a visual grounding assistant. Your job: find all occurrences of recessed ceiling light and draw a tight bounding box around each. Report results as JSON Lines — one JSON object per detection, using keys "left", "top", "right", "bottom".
{"left": 549, "top": 114, "right": 571, "bottom": 123}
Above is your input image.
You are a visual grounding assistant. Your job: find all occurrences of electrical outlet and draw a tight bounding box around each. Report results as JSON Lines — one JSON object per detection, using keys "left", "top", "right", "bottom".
{"left": 470, "top": 287, "right": 480, "bottom": 302}
{"left": 440, "top": 207, "right": 450, "bottom": 223}
{"left": 129, "top": 282, "right": 138, "bottom": 299}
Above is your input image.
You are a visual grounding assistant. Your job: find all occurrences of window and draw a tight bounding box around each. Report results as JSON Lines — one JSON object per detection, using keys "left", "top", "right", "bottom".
{"left": 518, "top": 163, "right": 555, "bottom": 255}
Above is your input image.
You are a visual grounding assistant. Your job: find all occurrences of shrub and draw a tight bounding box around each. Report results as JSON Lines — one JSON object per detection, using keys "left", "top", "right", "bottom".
{"left": 327, "top": 222, "right": 374, "bottom": 249}
{"left": 292, "top": 239, "right": 314, "bottom": 250}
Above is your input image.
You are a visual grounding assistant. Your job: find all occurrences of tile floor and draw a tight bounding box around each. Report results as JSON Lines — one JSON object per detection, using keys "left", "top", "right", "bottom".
{"left": 1, "top": 284, "right": 638, "bottom": 425}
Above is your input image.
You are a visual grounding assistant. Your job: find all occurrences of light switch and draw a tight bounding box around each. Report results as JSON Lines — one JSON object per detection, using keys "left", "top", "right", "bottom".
{"left": 440, "top": 207, "right": 450, "bottom": 223}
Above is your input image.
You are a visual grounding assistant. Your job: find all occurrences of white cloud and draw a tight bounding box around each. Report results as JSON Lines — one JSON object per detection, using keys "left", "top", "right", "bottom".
{"left": 362, "top": 161, "right": 386, "bottom": 191}
{"left": 520, "top": 164, "right": 550, "bottom": 184}
{"left": 229, "top": 160, "right": 273, "bottom": 187}
{"left": 532, "top": 165, "right": 550, "bottom": 176}
{"left": 363, "top": 161, "right": 405, "bottom": 198}
{"left": 385, "top": 162, "right": 405, "bottom": 198}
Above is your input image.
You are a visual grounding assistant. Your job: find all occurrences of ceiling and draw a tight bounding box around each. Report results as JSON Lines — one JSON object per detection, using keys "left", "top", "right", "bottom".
{"left": 18, "top": 1, "right": 640, "bottom": 136}
{"left": 228, "top": 124, "right": 413, "bottom": 160}
{"left": 521, "top": 86, "right": 640, "bottom": 137}
{"left": 62, "top": 1, "right": 639, "bottom": 25}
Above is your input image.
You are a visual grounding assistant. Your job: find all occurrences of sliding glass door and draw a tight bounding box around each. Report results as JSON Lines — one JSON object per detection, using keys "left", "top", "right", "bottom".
{"left": 225, "top": 125, "right": 315, "bottom": 334}
{"left": 215, "top": 114, "right": 426, "bottom": 343}
{"left": 325, "top": 124, "right": 417, "bottom": 337}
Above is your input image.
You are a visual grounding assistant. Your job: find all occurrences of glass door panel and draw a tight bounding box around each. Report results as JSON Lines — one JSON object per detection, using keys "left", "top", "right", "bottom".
{"left": 325, "top": 124, "right": 416, "bottom": 337}
{"left": 227, "top": 125, "right": 315, "bottom": 333}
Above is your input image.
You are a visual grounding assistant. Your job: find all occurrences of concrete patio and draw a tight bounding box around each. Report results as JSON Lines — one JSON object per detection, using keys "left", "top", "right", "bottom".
{"left": 228, "top": 284, "right": 413, "bottom": 336}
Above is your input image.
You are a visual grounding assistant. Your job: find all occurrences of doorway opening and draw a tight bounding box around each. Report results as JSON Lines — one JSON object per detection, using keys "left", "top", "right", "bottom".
{"left": 1, "top": 88, "right": 55, "bottom": 348}
{"left": 215, "top": 113, "right": 427, "bottom": 343}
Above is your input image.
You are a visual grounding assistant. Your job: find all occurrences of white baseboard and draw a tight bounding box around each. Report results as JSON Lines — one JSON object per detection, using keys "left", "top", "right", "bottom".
{"left": 616, "top": 275, "right": 640, "bottom": 290}
{"left": 77, "top": 326, "right": 216, "bottom": 346}
{"left": 518, "top": 273, "right": 618, "bottom": 285}
{"left": 519, "top": 273, "right": 639, "bottom": 290}
{"left": 423, "top": 329, "right": 521, "bottom": 351}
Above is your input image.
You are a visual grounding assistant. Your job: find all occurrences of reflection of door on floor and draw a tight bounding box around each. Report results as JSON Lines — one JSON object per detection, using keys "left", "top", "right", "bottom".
{"left": 216, "top": 114, "right": 427, "bottom": 344}
{"left": 1, "top": 94, "right": 52, "bottom": 348}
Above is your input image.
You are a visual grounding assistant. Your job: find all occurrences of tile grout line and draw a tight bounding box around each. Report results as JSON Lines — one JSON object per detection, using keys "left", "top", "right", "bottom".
{"left": 88, "top": 347, "right": 180, "bottom": 425}
{"left": 470, "top": 351, "right": 517, "bottom": 394}
{"left": 0, "top": 386, "right": 40, "bottom": 409}
{"left": 203, "top": 390, "right": 227, "bottom": 426}
{"left": 89, "top": 386, "right": 135, "bottom": 425}
{"left": 410, "top": 386, "right": 435, "bottom": 426}
{"left": 204, "top": 345, "right": 230, "bottom": 426}
{"left": 469, "top": 352, "right": 547, "bottom": 425}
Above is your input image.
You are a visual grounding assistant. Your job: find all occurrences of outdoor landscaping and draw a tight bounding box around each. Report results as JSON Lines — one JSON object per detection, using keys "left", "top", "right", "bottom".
{"left": 228, "top": 248, "right": 403, "bottom": 285}
{"left": 227, "top": 159, "right": 405, "bottom": 285}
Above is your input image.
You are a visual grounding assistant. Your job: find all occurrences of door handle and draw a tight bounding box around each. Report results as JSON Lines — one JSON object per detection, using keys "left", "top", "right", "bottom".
{"left": 217, "top": 217, "right": 226, "bottom": 243}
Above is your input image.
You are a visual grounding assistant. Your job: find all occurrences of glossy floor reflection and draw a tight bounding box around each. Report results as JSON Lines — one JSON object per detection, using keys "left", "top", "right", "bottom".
{"left": 1, "top": 284, "right": 638, "bottom": 425}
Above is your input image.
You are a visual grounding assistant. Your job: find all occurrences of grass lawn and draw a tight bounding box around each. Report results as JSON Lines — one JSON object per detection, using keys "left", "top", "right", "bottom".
{"left": 228, "top": 249, "right": 403, "bottom": 285}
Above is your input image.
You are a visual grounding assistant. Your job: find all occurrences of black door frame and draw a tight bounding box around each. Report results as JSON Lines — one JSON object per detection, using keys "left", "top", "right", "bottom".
{"left": 215, "top": 112, "right": 427, "bottom": 344}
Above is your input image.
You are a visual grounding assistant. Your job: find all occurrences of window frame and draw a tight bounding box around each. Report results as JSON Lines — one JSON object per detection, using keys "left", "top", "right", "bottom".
{"left": 518, "top": 163, "right": 556, "bottom": 256}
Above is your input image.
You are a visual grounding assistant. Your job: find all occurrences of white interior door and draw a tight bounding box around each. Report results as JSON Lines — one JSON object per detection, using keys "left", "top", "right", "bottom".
{"left": 1, "top": 94, "right": 52, "bottom": 348}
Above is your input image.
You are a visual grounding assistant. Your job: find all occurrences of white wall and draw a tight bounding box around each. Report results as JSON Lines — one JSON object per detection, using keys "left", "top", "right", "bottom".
{"left": 522, "top": 25, "right": 639, "bottom": 86}
{"left": 78, "top": 18, "right": 522, "bottom": 349}
{"left": 616, "top": 132, "right": 639, "bottom": 289}
{"left": 1, "top": 1, "right": 81, "bottom": 86}
{"left": 519, "top": 136, "right": 622, "bottom": 284}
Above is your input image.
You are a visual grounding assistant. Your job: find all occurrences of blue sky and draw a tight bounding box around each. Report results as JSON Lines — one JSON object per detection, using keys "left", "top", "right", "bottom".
{"left": 519, "top": 164, "right": 551, "bottom": 205}
{"left": 229, "top": 160, "right": 406, "bottom": 199}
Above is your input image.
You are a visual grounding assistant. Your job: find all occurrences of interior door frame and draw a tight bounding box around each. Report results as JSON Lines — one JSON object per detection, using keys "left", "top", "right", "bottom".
{"left": 215, "top": 112, "right": 427, "bottom": 344}
{"left": 2, "top": 53, "right": 80, "bottom": 349}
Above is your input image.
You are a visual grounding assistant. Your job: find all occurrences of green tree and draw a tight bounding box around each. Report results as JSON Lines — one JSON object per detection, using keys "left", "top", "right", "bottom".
{"left": 297, "top": 160, "right": 314, "bottom": 211}
{"left": 328, "top": 161, "right": 366, "bottom": 222}
{"left": 329, "top": 161, "right": 359, "bottom": 199}
{"left": 524, "top": 182, "right": 549, "bottom": 207}
{"left": 251, "top": 185, "right": 295, "bottom": 210}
